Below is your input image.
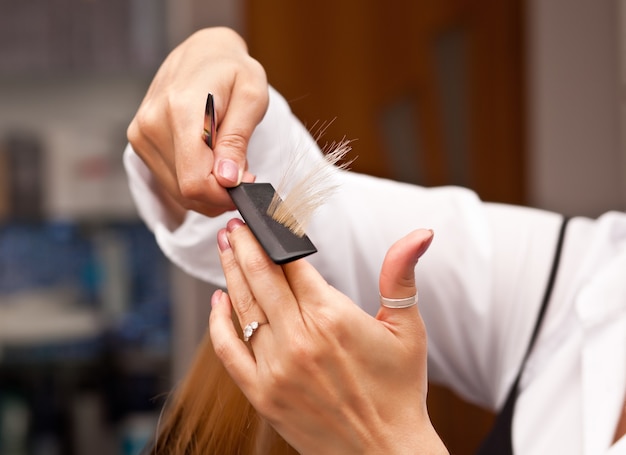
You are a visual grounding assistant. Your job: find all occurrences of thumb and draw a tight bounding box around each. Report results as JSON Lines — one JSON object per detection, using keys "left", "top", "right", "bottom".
{"left": 212, "top": 89, "right": 269, "bottom": 187}
{"left": 377, "top": 229, "right": 434, "bottom": 322}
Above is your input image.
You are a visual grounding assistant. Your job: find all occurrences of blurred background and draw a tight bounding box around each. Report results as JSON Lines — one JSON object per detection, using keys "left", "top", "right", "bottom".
{"left": 0, "top": 0, "right": 624, "bottom": 454}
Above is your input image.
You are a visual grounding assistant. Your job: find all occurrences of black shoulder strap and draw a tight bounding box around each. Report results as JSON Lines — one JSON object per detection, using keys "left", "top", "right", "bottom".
{"left": 475, "top": 216, "right": 570, "bottom": 455}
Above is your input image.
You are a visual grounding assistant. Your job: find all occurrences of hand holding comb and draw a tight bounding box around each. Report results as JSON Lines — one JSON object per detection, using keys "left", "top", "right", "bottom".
{"left": 203, "top": 93, "right": 318, "bottom": 264}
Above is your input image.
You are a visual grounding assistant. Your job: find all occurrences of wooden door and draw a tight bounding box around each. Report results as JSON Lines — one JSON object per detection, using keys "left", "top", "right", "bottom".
{"left": 245, "top": 1, "right": 525, "bottom": 452}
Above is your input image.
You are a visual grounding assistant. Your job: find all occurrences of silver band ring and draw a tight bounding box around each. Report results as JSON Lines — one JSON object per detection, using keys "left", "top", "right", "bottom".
{"left": 379, "top": 292, "right": 418, "bottom": 309}
{"left": 243, "top": 321, "right": 267, "bottom": 342}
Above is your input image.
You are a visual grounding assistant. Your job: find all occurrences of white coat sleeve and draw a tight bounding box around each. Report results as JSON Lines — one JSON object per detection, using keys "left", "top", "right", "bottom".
{"left": 124, "top": 86, "right": 564, "bottom": 411}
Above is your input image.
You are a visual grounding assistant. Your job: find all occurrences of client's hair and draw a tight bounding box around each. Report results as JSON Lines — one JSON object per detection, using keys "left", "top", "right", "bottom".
{"left": 147, "top": 325, "right": 297, "bottom": 454}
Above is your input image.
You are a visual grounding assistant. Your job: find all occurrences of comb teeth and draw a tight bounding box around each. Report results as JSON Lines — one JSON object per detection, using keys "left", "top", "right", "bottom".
{"left": 227, "top": 183, "right": 317, "bottom": 264}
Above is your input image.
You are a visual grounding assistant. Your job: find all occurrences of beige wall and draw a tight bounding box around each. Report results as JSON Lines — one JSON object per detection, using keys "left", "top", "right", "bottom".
{"left": 165, "top": 0, "right": 244, "bottom": 49}
{"left": 618, "top": 0, "right": 626, "bottom": 209}
{"left": 527, "top": 0, "right": 625, "bottom": 217}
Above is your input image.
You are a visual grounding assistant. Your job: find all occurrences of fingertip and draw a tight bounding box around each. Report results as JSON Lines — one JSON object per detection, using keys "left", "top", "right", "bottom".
{"left": 226, "top": 218, "right": 245, "bottom": 233}
{"left": 210, "top": 289, "right": 235, "bottom": 322}
{"left": 391, "top": 228, "right": 435, "bottom": 271}
{"left": 415, "top": 229, "right": 435, "bottom": 260}
{"left": 209, "top": 289, "right": 236, "bottom": 340}
{"left": 378, "top": 229, "right": 434, "bottom": 304}
{"left": 211, "top": 288, "right": 225, "bottom": 307}
{"left": 217, "top": 229, "right": 231, "bottom": 253}
{"left": 216, "top": 158, "right": 243, "bottom": 187}
{"left": 242, "top": 170, "right": 256, "bottom": 183}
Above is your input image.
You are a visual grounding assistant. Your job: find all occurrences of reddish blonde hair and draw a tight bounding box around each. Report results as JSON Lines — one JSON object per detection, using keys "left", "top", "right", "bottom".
{"left": 149, "top": 326, "right": 297, "bottom": 454}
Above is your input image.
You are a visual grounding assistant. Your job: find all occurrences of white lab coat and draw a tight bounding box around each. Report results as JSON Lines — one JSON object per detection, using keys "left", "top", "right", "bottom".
{"left": 124, "top": 87, "right": 626, "bottom": 454}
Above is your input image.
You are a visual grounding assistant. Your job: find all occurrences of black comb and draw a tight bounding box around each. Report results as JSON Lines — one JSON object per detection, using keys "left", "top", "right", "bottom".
{"left": 227, "top": 183, "right": 317, "bottom": 264}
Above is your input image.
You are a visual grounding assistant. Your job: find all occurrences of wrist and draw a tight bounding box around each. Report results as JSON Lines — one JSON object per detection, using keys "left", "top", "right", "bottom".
{"left": 370, "top": 418, "right": 449, "bottom": 455}
{"left": 152, "top": 176, "right": 186, "bottom": 231}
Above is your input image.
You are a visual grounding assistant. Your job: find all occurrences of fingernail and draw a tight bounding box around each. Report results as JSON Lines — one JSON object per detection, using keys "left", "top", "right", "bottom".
{"left": 218, "top": 159, "right": 242, "bottom": 185}
{"left": 217, "top": 229, "right": 231, "bottom": 252}
{"left": 416, "top": 230, "right": 435, "bottom": 259}
{"left": 242, "top": 170, "right": 256, "bottom": 183}
{"left": 211, "top": 289, "right": 223, "bottom": 307}
{"left": 226, "top": 218, "right": 245, "bottom": 233}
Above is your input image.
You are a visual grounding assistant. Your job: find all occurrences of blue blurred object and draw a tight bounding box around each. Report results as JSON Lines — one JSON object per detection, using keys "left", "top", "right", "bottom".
{"left": 0, "top": 221, "right": 171, "bottom": 357}
{"left": 0, "top": 221, "right": 92, "bottom": 296}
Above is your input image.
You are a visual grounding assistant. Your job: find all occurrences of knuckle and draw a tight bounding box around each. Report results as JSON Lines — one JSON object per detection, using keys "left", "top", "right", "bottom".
{"left": 217, "top": 131, "right": 249, "bottom": 155}
{"left": 126, "top": 120, "right": 140, "bottom": 145}
{"left": 238, "top": 76, "right": 267, "bottom": 101}
{"left": 178, "top": 174, "right": 207, "bottom": 200}
{"left": 254, "top": 391, "right": 282, "bottom": 421}
{"left": 233, "top": 292, "right": 256, "bottom": 319}
{"left": 265, "top": 362, "right": 294, "bottom": 392}
{"left": 313, "top": 307, "right": 344, "bottom": 333}
{"left": 241, "top": 251, "right": 274, "bottom": 276}
{"left": 287, "top": 342, "right": 313, "bottom": 365}
{"left": 165, "top": 91, "right": 193, "bottom": 118}
{"left": 220, "top": 253, "right": 239, "bottom": 274}
{"left": 218, "top": 26, "right": 247, "bottom": 48}
{"left": 306, "top": 308, "right": 351, "bottom": 348}
{"left": 210, "top": 336, "right": 230, "bottom": 363}
{"left": 247, "top": 57, "right": 268, "bottom": 81}
{"left": 131, "top": 101, "right": 161, "bottom": 141}
{"left": 285, "top": 334, "right": 323, "bottom": 368}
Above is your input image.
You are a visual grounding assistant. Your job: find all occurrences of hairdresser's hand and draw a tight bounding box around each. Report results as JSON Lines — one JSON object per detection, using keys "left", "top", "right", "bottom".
{"left": 210, "top": 220, "right": 448, "bottom": 455}
{"left": 127, "top": 27, "right": 268, "bottom": 221}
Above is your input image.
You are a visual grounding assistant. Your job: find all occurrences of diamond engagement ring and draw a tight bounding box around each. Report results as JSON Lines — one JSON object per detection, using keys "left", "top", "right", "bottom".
{"left": 243, "top": 321, "right": 267, "bottom": 342}
{"left": 379, "top": 292, "right": 418, "bottom": 309}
